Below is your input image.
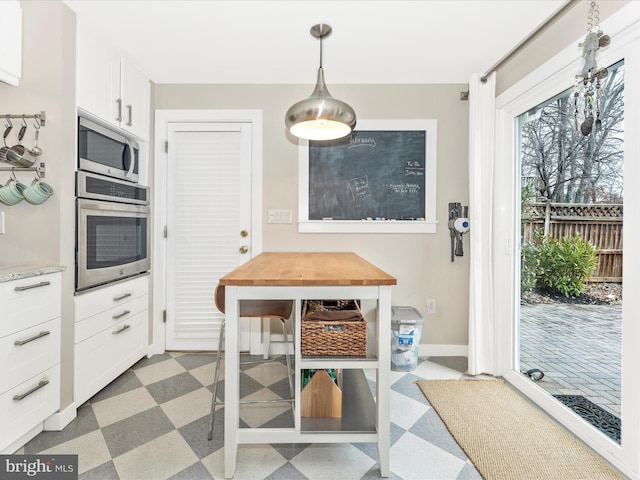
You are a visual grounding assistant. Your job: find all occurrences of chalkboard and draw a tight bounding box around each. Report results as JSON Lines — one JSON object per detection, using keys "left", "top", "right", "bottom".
{"left": 309, "top": 130, "right": 427, "bottom": 220}
{"left": 298, "top": 119, "right": 437, "bottom": 234}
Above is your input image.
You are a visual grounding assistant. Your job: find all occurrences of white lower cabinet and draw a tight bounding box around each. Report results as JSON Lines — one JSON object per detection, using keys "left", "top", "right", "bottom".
{"left": 0, "top": 318, "right": 60, "bottom": 394}
{"left": 0, "top": 366, "right": 60, "bottom": 451}
{"left": 0, "top": 272, "right": 61, "bottom": 453}
{"left": 74, "top": 276, "right": 149, "bottom": 406}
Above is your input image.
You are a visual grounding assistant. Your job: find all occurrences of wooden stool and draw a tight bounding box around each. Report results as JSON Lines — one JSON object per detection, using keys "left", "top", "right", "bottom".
{"left": 208, "top": 284, "right": 294, "bottom": 440}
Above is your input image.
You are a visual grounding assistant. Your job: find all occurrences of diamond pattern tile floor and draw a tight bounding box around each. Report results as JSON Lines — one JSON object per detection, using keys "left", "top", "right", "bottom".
{"left": 19, "top": 353, "right": 482, "bottom": 480}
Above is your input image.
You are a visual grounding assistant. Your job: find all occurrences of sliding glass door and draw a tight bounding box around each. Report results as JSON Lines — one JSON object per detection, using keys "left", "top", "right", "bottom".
{"left": 493, "top": 10, "right": 640, "bottom": 476}
{"left": 517, "top": 61, "right": 624, "bottom": 444}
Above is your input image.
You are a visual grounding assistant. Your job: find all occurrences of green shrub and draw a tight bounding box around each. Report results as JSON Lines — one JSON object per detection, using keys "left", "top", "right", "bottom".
{"left": 520, "top": 229, "right": 543, "bottom": 294}
{"left": 537, "top": 232, "right": 598, "bottom": 297}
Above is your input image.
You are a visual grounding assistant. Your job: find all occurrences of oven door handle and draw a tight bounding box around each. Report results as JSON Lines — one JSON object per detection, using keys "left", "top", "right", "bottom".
{"left": 124, "top": 139, "right": 136, "bottom": 179}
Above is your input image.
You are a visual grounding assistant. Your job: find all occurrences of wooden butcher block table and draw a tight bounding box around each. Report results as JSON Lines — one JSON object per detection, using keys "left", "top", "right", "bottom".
{"left": 219, "top": 252, "right": 396, "bottom": 478}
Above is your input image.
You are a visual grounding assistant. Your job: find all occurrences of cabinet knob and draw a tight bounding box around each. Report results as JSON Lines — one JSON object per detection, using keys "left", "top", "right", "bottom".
{"left": 239, "top": 245, "right": 248, "bottom": 254}
{"left": 240, "top": 230, "right": 248, "bottom": 237}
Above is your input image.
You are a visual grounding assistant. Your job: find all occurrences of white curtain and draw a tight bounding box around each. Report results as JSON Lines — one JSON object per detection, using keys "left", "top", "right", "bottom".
{"left": 467, "top": 72, "right": 497, "bottom": 375}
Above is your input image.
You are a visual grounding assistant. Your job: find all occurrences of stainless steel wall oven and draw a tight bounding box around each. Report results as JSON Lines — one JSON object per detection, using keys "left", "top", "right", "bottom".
{"left": 75, "top": 171, "right": 150, "bottom": 292}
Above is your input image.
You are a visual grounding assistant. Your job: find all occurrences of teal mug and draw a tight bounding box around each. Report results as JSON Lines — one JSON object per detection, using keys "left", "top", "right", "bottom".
{"left": 22, "top": 178, "right": 53, "bottom": 205}
{"left": 0, "top": 178, "right": 27, "bottom": 205}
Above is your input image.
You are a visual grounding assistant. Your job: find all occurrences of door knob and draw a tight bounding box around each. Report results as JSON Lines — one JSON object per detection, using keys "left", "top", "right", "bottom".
{"left": 239, "top": 246, "right": 248, "bottom": 254}
{"left": 240, "top": 230, "right": 248, "bottom": 237}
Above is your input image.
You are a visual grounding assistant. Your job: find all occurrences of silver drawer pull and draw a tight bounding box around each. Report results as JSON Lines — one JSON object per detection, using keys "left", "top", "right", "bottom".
{"left": 13, "top": 380, "right": 49, "bottom": 401}
{"left": 14, "top": 281, "right": 51, "bottom": 292}
{"left": 113, "top": 324, "right": 131, "bottom": 335}
{"left": 113, "top": 292, "right": 132, "bottom": 301}
{"left": 14, "top": 330, "right": 50, "bottom": 346}
{"left": 113, "top": 310, "right": 131, "bottom": 320}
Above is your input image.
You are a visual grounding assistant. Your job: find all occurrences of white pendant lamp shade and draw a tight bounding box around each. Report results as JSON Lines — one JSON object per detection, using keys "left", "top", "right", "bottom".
{"left": 285, "top": 24, "right": 356, "bottom": 141}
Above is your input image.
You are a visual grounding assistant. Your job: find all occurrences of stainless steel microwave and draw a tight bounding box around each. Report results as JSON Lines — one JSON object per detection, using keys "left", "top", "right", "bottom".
{"left": 78, "top": 117, "right": 140, "bottom": 182}
{"left": 76, "top": 172, "right": 150, "bottom": 292}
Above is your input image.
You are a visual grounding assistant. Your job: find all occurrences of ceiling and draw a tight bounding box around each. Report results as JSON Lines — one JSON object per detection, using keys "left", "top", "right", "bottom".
{"left": 63, "top": 0, "right": 569, "bottom": 85}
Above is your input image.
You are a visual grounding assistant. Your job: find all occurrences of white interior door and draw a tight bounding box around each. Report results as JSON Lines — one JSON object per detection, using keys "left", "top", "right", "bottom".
{"left": 165, "top": 122, "right": 253, "bottom": 350}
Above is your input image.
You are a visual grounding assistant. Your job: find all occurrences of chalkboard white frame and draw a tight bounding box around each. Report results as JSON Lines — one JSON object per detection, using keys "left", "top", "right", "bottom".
{"left": 298, "top": 119, "right": 438, "bottom": 233}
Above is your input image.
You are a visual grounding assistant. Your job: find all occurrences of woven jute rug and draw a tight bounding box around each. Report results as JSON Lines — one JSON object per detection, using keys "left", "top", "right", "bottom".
{"left": 416, "top": 379, "right": 625, "bottom": 480}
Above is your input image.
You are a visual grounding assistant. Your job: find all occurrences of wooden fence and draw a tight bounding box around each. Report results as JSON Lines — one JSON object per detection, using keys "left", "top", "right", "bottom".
{"left": 522, "top": 203, "right": 623, "bottom": 283}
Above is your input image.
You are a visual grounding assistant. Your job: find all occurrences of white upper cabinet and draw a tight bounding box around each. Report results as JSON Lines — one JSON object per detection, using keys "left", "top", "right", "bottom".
{"left": 119, "top": 58, "right": 150, "bottom": 140}
{"left": 76, "top": 24, "right": 119, "bottom": 125}
{"left": 77, "top": 22, "right": 150, "bottom": 140}
{"left": 0, "top": 1, "right": 22, "bottom": 86}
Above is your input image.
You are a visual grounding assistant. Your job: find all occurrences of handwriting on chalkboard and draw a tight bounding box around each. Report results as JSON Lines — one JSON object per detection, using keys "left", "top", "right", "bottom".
{"left": 348, "top": 176, "right": 371, "bottom": 201}
{"left": 308, "top": 129, "right": 427, "bottom": 220}
{"left": 385, "top": 182, "right": 421, "bottom": 194}
{"left": 348, "top": 136, "right": 376, "bottom": 149}
{"left": 405, "top": 161, "right": 425, "bottom": 177}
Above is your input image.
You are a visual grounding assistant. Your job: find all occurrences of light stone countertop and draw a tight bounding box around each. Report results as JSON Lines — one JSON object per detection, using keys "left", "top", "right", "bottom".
{"left": 0, "top": 265, "right": 66, "bottom": 284}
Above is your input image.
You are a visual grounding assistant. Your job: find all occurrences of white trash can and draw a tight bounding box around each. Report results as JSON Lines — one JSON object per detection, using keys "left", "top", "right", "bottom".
{"left": 391, "top": 306, "right": 424, "bottom": 372}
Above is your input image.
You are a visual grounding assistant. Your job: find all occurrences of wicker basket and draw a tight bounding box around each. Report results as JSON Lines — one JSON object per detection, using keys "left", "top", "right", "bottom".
{"left": 301, "top": 300, "right": 366, "bottom": 357}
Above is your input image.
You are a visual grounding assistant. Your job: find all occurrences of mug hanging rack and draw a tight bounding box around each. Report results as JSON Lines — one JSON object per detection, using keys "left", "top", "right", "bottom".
{"left": 0, "top": 110, "right": 46, "bottom": 178}
{"left": 0, "top": 110, "right": 47, "bottom": 177}
{"left": 1, "top": 111, "right": 46, "bottom": 126}
{"left": 0, "top": 162, "right": 46, "bottom": 178}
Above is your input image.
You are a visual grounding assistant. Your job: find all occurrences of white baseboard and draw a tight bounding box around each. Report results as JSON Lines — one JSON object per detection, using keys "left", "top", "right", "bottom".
{"left": 259, "top": 333, "right": 294, "bottom": 356}
{"left": 43, "top": 403, "right": 78, "bottom": 431}
{"left": 419, "top": 344, "right": 468, "bottom": 357}
{"left": 147, "top": 343, "right": 164, "bottom": 356}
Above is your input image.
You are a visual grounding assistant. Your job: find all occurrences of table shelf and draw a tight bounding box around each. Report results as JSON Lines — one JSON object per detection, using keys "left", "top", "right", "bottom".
{"left": 300, "top": 369, "right": 376, "bottom": 434}
{"left": 300, "top": 358, "right": 378, "bottom": 370}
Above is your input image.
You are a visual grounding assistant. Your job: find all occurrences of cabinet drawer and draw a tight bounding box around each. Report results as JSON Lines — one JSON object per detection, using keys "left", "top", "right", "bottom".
{"left": 74, "top": 309, "right": 147, "bottom": 406}
{"left": 0, "top": 365, "right": 60, "bottom": 453}
{"left": 75, "top": 295, "right": 147, "bottom": 344}
{"left": 0, "top": 318, "right": 60, "bottom": 394}
{"left": 75, "top": 276, "right": 148, "bottom": 322}
{"left": 0, "top": 273, "right": 61, "bottom": 338}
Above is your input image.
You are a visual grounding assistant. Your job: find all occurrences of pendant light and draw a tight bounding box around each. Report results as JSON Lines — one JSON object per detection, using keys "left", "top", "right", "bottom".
{"left": 285, "top": 24, "right": 356, "bottom": 141}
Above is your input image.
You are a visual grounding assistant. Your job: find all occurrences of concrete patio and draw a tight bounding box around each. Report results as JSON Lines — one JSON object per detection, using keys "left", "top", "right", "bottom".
{"left": 519, "top": 303, "right": 622, "bottom": 417}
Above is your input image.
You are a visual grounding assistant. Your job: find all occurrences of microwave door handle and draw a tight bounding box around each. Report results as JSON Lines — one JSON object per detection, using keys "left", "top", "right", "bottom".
{"left": 124, "top": 139, "right": 136, "bottom": 178}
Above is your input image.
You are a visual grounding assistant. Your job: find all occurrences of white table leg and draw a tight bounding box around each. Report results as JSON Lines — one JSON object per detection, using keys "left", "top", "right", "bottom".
{"left": 224, "top": 286, "right": 239, "bottom": 479}
{"left": 377, "top": 285, "right": 392, "bottom": 477}
{"left": 262, "top": 317, "right": 270, "bottom": 359}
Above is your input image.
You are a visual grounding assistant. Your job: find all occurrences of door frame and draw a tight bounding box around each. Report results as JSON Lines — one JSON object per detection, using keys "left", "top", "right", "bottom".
{"left": 151, "top": 109, "right": 263, "bottom": 355}
{"left": 493, "top": 6, "right": 640, "bottom": 478}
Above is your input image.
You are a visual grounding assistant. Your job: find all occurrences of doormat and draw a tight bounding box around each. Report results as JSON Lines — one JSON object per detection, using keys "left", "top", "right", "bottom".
{"left": 553, "top": 395, "right": 620, "bottom": 443}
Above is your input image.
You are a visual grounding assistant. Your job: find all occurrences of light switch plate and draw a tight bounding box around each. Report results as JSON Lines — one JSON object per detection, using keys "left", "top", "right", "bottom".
{"left": 267, "top": 209, "right": 293, "bottom": 224}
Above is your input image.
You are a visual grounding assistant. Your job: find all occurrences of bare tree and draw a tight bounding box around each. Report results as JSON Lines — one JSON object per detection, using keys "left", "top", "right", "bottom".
{"left": 520, "top": 61, "right": 624, "bottom": 204}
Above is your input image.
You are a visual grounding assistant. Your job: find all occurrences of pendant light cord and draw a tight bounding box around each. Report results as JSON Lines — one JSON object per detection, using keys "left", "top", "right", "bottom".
{"left": 319, "top": 33, "right": 324, "bottom": 68}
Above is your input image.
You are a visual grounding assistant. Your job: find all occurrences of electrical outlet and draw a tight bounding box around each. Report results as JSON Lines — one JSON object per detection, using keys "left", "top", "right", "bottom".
{"left": 426, "top": 299, "right": 436, "bottom": 313}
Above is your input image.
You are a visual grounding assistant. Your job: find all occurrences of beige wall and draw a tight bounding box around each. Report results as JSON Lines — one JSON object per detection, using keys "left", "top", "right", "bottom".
{"left": 0, "top": 1, "right": 77, "bottom": 409}
{"left": 155, "top": 83, "right": 471, "bottom": 347}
